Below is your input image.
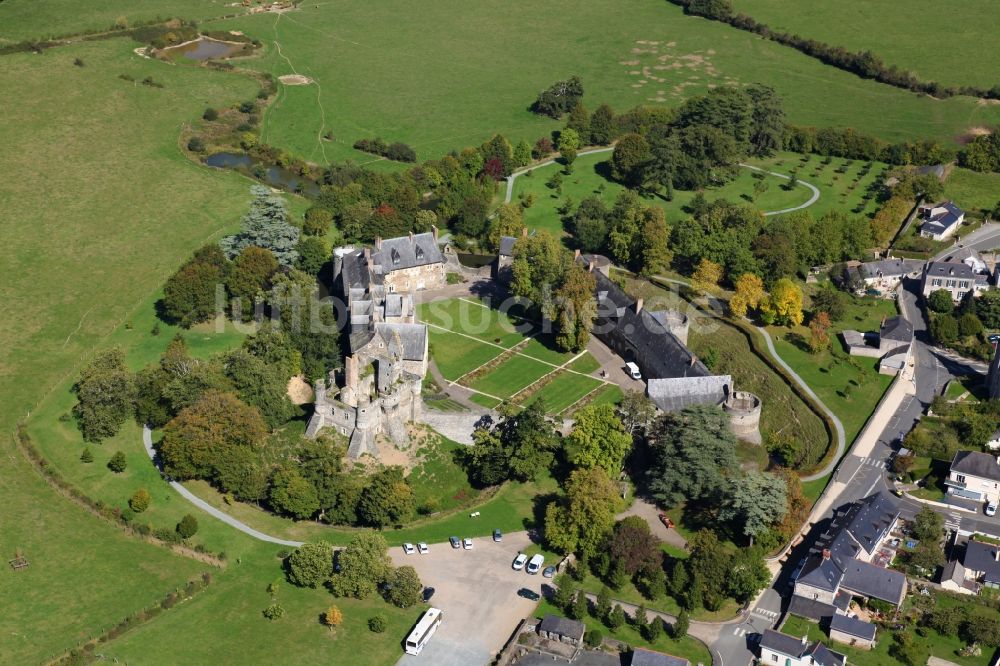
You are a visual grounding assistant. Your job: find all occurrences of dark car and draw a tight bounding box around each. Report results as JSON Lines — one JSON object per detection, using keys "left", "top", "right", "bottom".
{"left": 449, "top": 536, "right": 460, "bottom": 549}
{"left": 517, "top": 588, "right": 541, "bottom": 601}
{"left": 422, "top": 587, "right": 435, "bottom": 602}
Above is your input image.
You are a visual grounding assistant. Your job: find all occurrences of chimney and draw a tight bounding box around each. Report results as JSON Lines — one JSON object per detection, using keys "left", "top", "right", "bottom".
{"left": 588, "top": 261, "right": 594, "bottom": 273}
{"left": 635, "top": 298, "right": 643, "bottom": 314}
{"left": 574, "top": 248, "right": 581, "bottom": 260}
{"left": 994, "top": 549, "right": 999, "bottom": 563}
{"left": 690, "top": 355, "right": 696, "bottom": 367}
{"left": 408, "top": 230, "right": 414, "bottom": 243}
{"left": 822, "top": 548, "right": 831, "bottom": 560}
{"left": 521, "top": 227, "right": 528, "bottom": 238}
{"left": 431, "top": 224, "right": 438, "bottom": 241}
{"left": 375, "top": 236, "right": 382, "bottom": 250}
{"left": 363, "top": 247, "right": 371, "bottom": 261}
{"left": 801, "top": 635, "right": 809, "bottom": 646}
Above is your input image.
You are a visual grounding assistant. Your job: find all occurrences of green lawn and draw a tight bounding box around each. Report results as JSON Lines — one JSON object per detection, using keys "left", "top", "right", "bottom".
{"left": 521, "top": 371, "right": 605, "bottom": 415}
{"left": 426, "top": 329, "right": 506, "bottom": 380}
{"left": 468, "top": 354, "right": 553, "bottom": 399}
{"left": 519, "top": 335, "right": 577, "bottom": 365}
{"left": 535, "top": 599, "right": 713, "bottom": 665}
{"left": 407, "top": 430, "right": 481, "bottom": 514}
{"left": 197, "top": 0, "right": 1000, "bottom": 165}
{"left": 419, "top": 297, "right": 527, "bottom": 347}
{"left": 589, "top": 384, "right": 626, "bottom": 408}
{"left": 573, "top": 570, "right": 740, "bottom": 624}
{"left": 730, "top": 0, "right": 1000, "bottom": 91}
{"left": 943, "top": 167, "right": 1000, "bottom": 217}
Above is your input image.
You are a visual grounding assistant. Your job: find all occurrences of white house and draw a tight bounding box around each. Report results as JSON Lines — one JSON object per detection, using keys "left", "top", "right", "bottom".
{"left": 946, "top": 450, "right": 1000, "bottom": 506}
{"left": 922, "top": 248, "right": 993, "bottom": 302}
{"left": 759, "top": 630, "right": 845, "bottom": 666}
{"left": 918, "top": 201, "right": 964, "bottom": 241}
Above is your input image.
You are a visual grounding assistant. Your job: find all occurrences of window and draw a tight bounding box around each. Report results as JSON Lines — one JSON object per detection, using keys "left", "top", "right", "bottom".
{"left": 932, "top": 279, "right": 941, "bottom": 287}
{"left": 960, "top": 281, "right": 969, "bottom": 288}
{"left": 957, "top": 474, "right": 966, "bottom": 483}
{"left": 947, "top": 280, "right": 955, "bottom": 288}
{"left": 770, "top": 655, "right": 778, "bottom": 662}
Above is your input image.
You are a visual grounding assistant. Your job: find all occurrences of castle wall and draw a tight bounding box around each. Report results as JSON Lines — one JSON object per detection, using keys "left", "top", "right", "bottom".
{"left": 383, "top": 262, "right": 446, "bottom": 293}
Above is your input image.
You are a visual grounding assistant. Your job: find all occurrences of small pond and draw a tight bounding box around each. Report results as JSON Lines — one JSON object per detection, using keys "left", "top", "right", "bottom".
{"left": 205, "top": 152, "right": 321, "bottom": 197}
{"left": 163, "top": 37, "right": 246, "bottom": 61}
{"left": 457, "top": 253, "right": 495, "bottom": 268}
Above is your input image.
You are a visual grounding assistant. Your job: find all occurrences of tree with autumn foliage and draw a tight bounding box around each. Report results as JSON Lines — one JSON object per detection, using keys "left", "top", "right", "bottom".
{"left": 323, "top": 605, "right": 343, "bottom": 631}
{"left": 760, "top": 277, "right": 803, "bottom": 326}
{"left": 774, "top": 467, "right": 810, "bottom": 542}
{"left": 808, "top": 311, "right": 832, "bottom": 353}
{"left": 729, "top": 273, "right": 765, "bottom": 318}
{"left": 690, "top": 258, "right": 724, "bottom": 294}
{"left": 553, "top": 262, "right": 597, "bottom": 352}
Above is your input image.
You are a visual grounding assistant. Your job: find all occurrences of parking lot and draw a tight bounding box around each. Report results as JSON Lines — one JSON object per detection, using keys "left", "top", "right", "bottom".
{"left": 393, "top": 530, "right": 547, "bottom": 666}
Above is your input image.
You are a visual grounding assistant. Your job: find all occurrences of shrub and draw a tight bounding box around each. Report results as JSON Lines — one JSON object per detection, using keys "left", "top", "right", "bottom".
{"left": 176, "top": 514, "right": 199, "bottom": 539}
{"left": 73, "top": 57, "right": 84, "bottom": 67}
{"left": 239, "top": 100, "right": 256, "bottom": 114}
{"left": 584, "top": 628, "right": 603, "bottom": 648}
{"left": 368, "top": 614, "right": 388, "bottom": 633}
{"left": 80, "top": 447, "right": 94, "bottom": 463}
{"left": 203, "top": 107, "right": 218, "bottom": 121}
{"left": 187, "top": 136, "right": 205, "bottom": 153}
{"left": 129, "top": 488, "right": 151, "bottom": 513}
{"left": 927, "top": 289, "right": 954, "bottom": 314}
{"left": 107, "top": 451, "right": 127, "bottom": 473}
{"left": 262, "top": 603, "right": 284, "bottom": 620}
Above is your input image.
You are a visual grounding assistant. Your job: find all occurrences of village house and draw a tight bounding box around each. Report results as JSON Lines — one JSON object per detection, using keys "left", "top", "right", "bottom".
{"left": 537, "top": 615, "right": 585, "bottom": 646}
{"left": 759, "top": 630, "right": 845, "bottom": 666}
{"left": 922, "top": 248, "right": 994, "bottom": 302}
{"left": 855, "top": 258, "right": 915, "bottom": 296}
{"left": 828, "top": 614, "right": 877, "bottom": 650}
{"left": 945, "top": 450, "right": 1000, "bottom": 507}
{"left": 630, "top": 647, "right": 690, "bottom": 666}
{"left": 790, "top": 493, "right": 907, "bottom": 621}
{"left": 941, "top": 534, "right": 1000, "bottom": 595}
{"left": 918, "top": 201, "right": 965, "bottom": 241}
{"left": 841, "top": 315, "right": 913, "bottom": 375}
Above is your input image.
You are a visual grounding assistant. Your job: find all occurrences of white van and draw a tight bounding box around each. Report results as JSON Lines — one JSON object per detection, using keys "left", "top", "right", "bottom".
{"left": 526, "top": 554, "right": 545, "bottom": 574}
{"left": 626, "top": 362, "right": 641, "bottom": 380}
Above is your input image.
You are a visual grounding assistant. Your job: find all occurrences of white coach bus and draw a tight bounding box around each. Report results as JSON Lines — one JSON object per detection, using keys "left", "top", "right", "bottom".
{"left": 404, "top": 607, "right": 443, "bottom": 656}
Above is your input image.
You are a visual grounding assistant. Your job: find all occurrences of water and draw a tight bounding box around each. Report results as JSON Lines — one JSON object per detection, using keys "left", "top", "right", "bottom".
{"left": 164, "top": 37, "right": 245, "bottom": 61}
{"left": 205, "top": 152, "right": 321, "bottom": 196}
{"left": 457, "top": 253, "right": 494, "bottom": 268}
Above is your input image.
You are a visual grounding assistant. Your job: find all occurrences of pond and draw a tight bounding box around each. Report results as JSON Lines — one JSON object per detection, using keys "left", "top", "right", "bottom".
{"left": 162, "top": 37, "right": 246, "bottom": 62}
{"left": 457, "top": 253, "right": 494, "bottom": 268}
{"left": 205, "top": 152, "right": 321, "bottom": 197}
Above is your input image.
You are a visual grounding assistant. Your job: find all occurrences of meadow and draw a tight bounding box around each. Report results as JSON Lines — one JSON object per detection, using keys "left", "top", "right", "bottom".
{"left": 731, "top": 0, "right": 1000, "bottom": 91}
{"left": 200, "top": 0, "right": 1000, "bottom": 164}
{"left": 943, "top": 167, "right": 1000, "bottom": 216}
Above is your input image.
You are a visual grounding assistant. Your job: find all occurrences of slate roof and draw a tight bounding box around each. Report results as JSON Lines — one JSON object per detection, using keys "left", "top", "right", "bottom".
{"left": 842, "top": 559, "right": 906, "bottom": 603}
{"left": 880, "top": 316, "right": 913, "bottom": 343}
{"left": 787, "top": 595, "right": 838, "bottom": 621}
{"left": 498, "top": 235, "right": 517, "bottom": 257}
{"left": 830, "top": 614, "right": 877, "bottom": 642}
{"left": 372, "top": 232, "right": 443, "bottom": 272}
{"left": 759, "top": 631, "right": 844, "bottom": 665}
{"left": 920, "top": 201, "right": 964, "bottom": 236}
{"left": 538, "top": 614, "right": 585, "bottom": 640}
{"left": 861, "top": 258, "right": 909, "bottom": 280}
{"left": 951, "top": 450, "right": 1000, "bottom": 482}
{"left": 808, "top": 643, "right": 847, "bottom": 666}
{"left": 375, "top": 323, "right": 427, "bottom": 361}
{"left": 964, "top": 539, "right": 1000, "bottom": 584}
{"left": 630, "top": 647, "right": 690, "bottom": 666}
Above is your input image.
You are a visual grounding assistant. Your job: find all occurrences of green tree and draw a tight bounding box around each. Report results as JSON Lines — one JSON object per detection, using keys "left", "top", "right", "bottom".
{"left": 223, "top": 349, "right": 293, "bottom": 429}
{"left": 596, "top": 586, "right": 612, "bottom": 621}
{"left": 909, "top": 540, "right": 944, "bottom": 572}
{"left": 383, "top": 565, "right": 423, "bottom": 608}
{"left": 80, "top": 447, "right": 94, "bottom": 464}
{"left": 588, "top": 104, "right": 616, "bottom": 145}
{"left": 220, "top": 186, "right": 300, "bottom": 266}
{"left": 462, "top": 402, "right": 560, "bottom": 485}
{"left": 810, "top": 287, "right": 846, "bottom": 321}
{"left": 356, "top": 466, "right": 414, "bottom": 527}
{"left": 552, "top": 573, "right": 576, "bottom": 610}
{"left": 911, "top": 505, "right": 944, "bottom": 543}
{"left": 633, "top": 603, "right": 648, "bottom": 633}
{"left": 611, "top": 133, "right": 651, "bottom": 186}
{"left": 510, "top": 231, "right": 568, "bottom": 305}
{"left": 226, "top": 246, "right": 279, "bottom": 308}
{"left": 287, "top": 541, "right": 334, "bottom": 588}
{"left": 553, "top": 262, "right": 597, "bottom": 352}
{"left": 129, "top": 488, "right": 151, "bottom": 513}
{"left": 638, "top": 207, "right": 672, "bottom": 277}
{"left": 927, "top": 289, "right": 954, "bottom": 314}
{"left": 545, "top": 467, "right": 620, "bottom": 558}
{"left": 513, "top": 139, "right": 533, "bottom": 168}
{"left": 673, "top": 609, "right": 690, "bottom": 639}
{"left": 566, "top": 102, "right": 590, "bottom": 140}
{"left": 329, "top": 532, "right": 392, "bottom": 599}
{"left": 532, "top": 75, "right": 584, "bottom": 118}
{"left": 607, "top": 604, "right": 626, "bottom": 631}
{"left": 107, "top": 450, "right": 127, "bottom": 473}
{"left": 567, "top": 404, "right": 632, "bottom": 475}
{"left": 606, "top": 191, "right": 643, "bottom": 265}
{"left": 302, "top": 207, "right": 333, "bottom": 236}
{"left": 607, "top": 516, "right": 661, "bottom": 575}
{"left": 295, "top": 236, "right": 331, "bottom": 275}
{"left": 176, "top": 514, "right": 199, "bottom": 539}
{"left": 73, "top": 348, "right": 135, "bottom": 443}
{"left": 962, "top": 613, "right": 1000, "bottom": 647}
{"left": 487, "top": 203, "right": 525, "bottom": 252}
{"left": 958, "top": 312, "right": 983, "bottom": 337}
{"left": 368, "top": 614, "right": 388, "bottom": 632}
{"left": 931, "top": 314, "right": 959, "bottom": 344}
{"left": 161, "top": 244, "right": 229, "bottom": 327}
{"left": 643, "top": 616, "right": 663, "bottom": 642}
{"left": 558, "top": 127, "right": 581, "bottom": 165}
{"left": 727, "top": 547, "right": 770, "bottom": 603}
{"left": 720, "top": 472, "right": 788, "bottom": 543}
{"left": 480, "top": 133, "right": 515, "bottom": 177}
{"left": 976, "top": 290, "right": 1000, "bottom": 328}
{"left": 569, "top": 589, "right": 589, "bottom": 620}
{"left": 269, "top": 465, "right": 320, "bottom": 520}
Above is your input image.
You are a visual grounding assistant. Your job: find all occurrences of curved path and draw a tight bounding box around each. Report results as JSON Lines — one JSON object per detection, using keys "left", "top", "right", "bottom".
{"left": 142, "top": 426, "right": 304, "bottom": 547}
{"left": 504, "top": 148, "right": 820, "bottom": 216}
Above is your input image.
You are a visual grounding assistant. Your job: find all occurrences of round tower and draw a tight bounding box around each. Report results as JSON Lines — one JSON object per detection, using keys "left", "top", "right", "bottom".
{"left": 723, "top": 390, "right": 762, "bottom": 444}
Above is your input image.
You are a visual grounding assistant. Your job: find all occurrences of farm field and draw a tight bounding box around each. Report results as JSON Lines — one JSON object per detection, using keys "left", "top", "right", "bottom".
{"left": 731, "top": 0, "right": 1000, "bottom": 91}
{"left": 201, "top": 0, "right": 1000, "bottom": 164}
{"left": 418, "top": 297, "right": 613, "bottom": 414}
{"left": 943, "top": 167, "right": 1000, "bottom": 217}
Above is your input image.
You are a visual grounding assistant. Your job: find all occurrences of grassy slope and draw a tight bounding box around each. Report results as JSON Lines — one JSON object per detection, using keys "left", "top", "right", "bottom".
{"left": 943, "top": 167, "right": 1000, "bottom": 215}
{"left": 731, "top": 0, "right": 1000, "bottom": 91}
{"left": 203, "top": 0, "right": 1000, "bottom": 163}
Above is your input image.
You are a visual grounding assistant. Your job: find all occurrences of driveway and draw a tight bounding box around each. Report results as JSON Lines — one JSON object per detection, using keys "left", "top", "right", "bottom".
{"left": 393, "top": 531, "right": 545, "bottom": 666}
{"left": 617, "top": 498, "right": 688, "bottom": 550}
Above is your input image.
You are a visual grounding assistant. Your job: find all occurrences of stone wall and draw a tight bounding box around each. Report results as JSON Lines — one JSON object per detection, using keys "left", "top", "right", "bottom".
{"left": 383, "top": 262, "right": 446, "bottom": 293}
{"left": 723, "top": 390, "right": 762, "bottom": 444}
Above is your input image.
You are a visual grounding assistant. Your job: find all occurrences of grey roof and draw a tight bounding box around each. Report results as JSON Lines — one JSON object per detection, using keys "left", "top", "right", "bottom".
{"left": 375, "top": 323, "right": 426, "bottom": 361}
{"left": 808, "top": 643, "right": 847, "bottom": 666}
{"left": 630, "top": 647, "right": 689, "bottom": 666}
{"left": 942, "top": 558, "right": 966, "bottom": 585}
{"left": 861, "top": 258, "right": 909, "bottom": 280}
{"left": 646, "top": 376, "right": 731, "bottom": 412}
{"left": 964, "top": 539, "right": 1000, "bottom": 583}
{"left": 499, "top": 235, "right": 517, "bottom": 257}
{"left": 921, "top": 201, "right": 964, "bottom": 235}
{"left": 760, "top": 630, "right": 811, "bottom": 658}
{"left": 951, "top": 450, "right": 1000, "bottom": 482}
{"left": 538, "top": 614, "right": 585, "bottom": 639}
{"left": 797, "top": 554, "right": 844, "bottom": 592}
{"left": 373, "top": 232, "right": 443, "bottom": 272}
{"left": 832, "top": 590, "right": 852, "bottom": 611}
{"left": 830, "top": 614, "right": 877, "bottom": 641}
{"left": 384, "top": 293, "right": 405, "bottom": 318}
{"left": 788, "top": 595, "right": 838, "bottom": 621}
{"left": 880, "top": 316, "right": 913, "bottom": 343}
{"left": 841, "top": 560, "right": 907, "bottom": 604}
{"left": 916, "top": 164, "right": 945, "bottom": 179}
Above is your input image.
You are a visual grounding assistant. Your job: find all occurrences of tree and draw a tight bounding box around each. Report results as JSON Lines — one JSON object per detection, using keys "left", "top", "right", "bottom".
{"left": 107, "top": 450, "right": 127, "bottom": 473}
{"left": 909, "top": 540, "right": 944, "bottom": 572}
{"left": 729, "top": 273, "right": 765, "bottom": 318}
{"left": 129, "top": 488, "right": 151, "bottom": 513}
{"left": 584, "top": 628, "right": 603, "bottom": 649}
{"left": 302, "top": 207, "right": 333, "bottom": 236}
{"left": 567, "top": 404, "right": 632, "bottom": 476}
{"left": 646, "top": 405, "right": 739, "bottom": 506}
{"left": 323, "top": 605, "right": 343, "bottom": 631}
{"left": 269, "top": 465, "right": 320, "bottom": 520}
{"left": 287, "top": 541, "right": 334, "bottom": 588}
{"left": 927, "top": 605, "right": 966, "bottom": 636}
{"left": 176, "top": 514, "right": 199, "bottom": 539}
{"left": 687, "top": 530, "right": 731, "bottom": 606}
{"left": 487, "top": 203, "right": 525, "bottom": 252}
{"left": 295, "top": 236, "right": 331, "bottom": 275}
{"left": 976, "top": 290, "right": 1000, "bottom": 328}
{"left": 617, "top": 390, "right": 657, "bottom": 437}
{"left": 746, "top": 85, "right": 786, "bottom": 156}
{"left": 931, "top": 314, "right": 959, "bottom": 344}
{"left": 160, "top": 390, "right": 268, "bottom": 481}
{"left": 673, "top": 609, "right": 690, "bottom": 639}
{"left": 808, "top": 311, "right": 832, "bottom": 353}
{"left": 958, "top": 312, "right": 983, "bottom": 338}
{"left": 774, "top": 468, "right": 810, "bottom": 540}
{"left": 810, "top": 288, "right": 847, "bottom": 321}
{"left": 384, "top": 565, "right": 423, "bottom": 608}
{"left": 532, "top": 75, "right": 584, "bottom": 118}
{"left": 638, "top": 208, "right": 672, "bottom": 277}
{"left": 688, "top": 0, "right": 733, "bottom": 19}
{"left": 690, "top": 258, "right": 723, "bottom": 294}
{"left": 329, "top": 532, "right": 392, "bottom": 599}
{"left": 223, "top": 349, "right": 293, "bottom": 429}
{"left": 927, "top": 289, "right": 954, "bottom": 314}
{"left": 510, "top": 231, "right": 568, "bottom": 306}
{"left": 513, "top": 139, "right": 532, "bottom": 168}
{"left": 162, "top": 244, "right": 229, "bottom": 327}
{"left": 226, "top": 246, "right": 279, "bottom": 308}
{"left": 552, "top": 573, "right": 576, "bottom": 610}
{"left": 558, "top": 128, "right": 580, "bottom": 165}
{"left": 963, "top": 613, "right": 1000, "bottom": 647}
{"left": 73, "top": 348, "right": 135, "bottom": 443}
{"left": 368, "top": 614, "right": 388, "bottom": 632}
{"left": 911, "top": 506, "right": 944, "bottom": 543}
{"left": 545, "top": 467, "right": 621, "bottom": 558}
{"left": 356, "top": 466, "right": 413, "bottom": 527}
{"left": 607, "top": 604, "right": 626, "bottom": 631}
{"left": 553, "top": 263, "right": 597, "bottom": 352}
{"left": 80, "top": 447, "right": 94, "bottom": 464}
{"left": 461, "top": 401, "right": 560, "bottom": 485}
{"left": 220, "top": 186, "right": 300, "bottom": 266}
{"left": 761, "top": 277, "right": 804, "bottom": 326}
{"left": 610, "top": 133, "right": 650, "bottom": 186}
{"left": 727, "top": 548, "right": 770, "bottom": 603}
{"left": 480, "top": 134, "right": 515, "bottom": 177}
{"left": 568, "top": 589, "right": 589, "bottom": 620}
{"left": 608, "top": 516, "right": 662, "bottom": 576}
{"left": 606, "top": 191, "right": 643, "bottom": 265}
{"left": 633, "top": 604, "right": 648, "bottom": 633}
{"left": 720, "top": 472, "right": 787, "bottom": 543}
{"left": 589, "top": 104, "right": 617, "bottom": 145}
{"left": 566, "top": 103, "right": 590, "bottom": 139}
{"left": 596, "top": 586, "right": 612, "bottom": 621}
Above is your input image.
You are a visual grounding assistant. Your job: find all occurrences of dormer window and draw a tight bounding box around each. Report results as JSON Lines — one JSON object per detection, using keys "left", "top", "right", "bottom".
{"left": 391, "top": 248, "right": 401, "bottom": 265}
{"left": 415, "top": 245, "right": 425, "bottom": 261}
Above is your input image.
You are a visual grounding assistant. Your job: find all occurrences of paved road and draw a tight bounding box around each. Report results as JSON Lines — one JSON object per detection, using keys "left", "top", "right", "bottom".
{"left": 141, "top": 426, "right": 304, "bottom": 548}
{"left": 931, "top": 221, "right": 1000, "bottom": 259}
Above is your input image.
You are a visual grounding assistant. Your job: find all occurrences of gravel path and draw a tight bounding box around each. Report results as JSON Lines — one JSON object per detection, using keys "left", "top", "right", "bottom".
{"left": 142, "top": 426, "right": 303, "bottom": 547}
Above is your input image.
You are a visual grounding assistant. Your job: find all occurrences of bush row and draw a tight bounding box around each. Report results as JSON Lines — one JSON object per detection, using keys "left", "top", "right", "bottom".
{"left": 352, "top": 137, "right": 417, "bottom": 163}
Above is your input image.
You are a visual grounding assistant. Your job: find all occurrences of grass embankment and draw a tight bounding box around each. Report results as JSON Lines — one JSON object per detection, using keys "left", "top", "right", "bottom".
{"left": 198, "top": 0, "right": 1000, "bottom": 164}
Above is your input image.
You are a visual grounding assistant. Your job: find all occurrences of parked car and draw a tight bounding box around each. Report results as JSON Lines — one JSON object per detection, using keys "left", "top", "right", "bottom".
{"left": 422, "top": 587, "right": 435, "bottom": 602}
{"left": 517, "top": 588, "right": 541, "bottom": 601}
{"left": 526, "top": 554, "right": 544, "bottom": 574}
{"left": 626, "top": 361, "right": 642, "bottom": 380}
{"left": 986, "top": 501, "right": 998, "bottom": 517}
{"left": 658, "top": 512, "right": 675, "bottom": 529}
{"left": 462, "top": 537, "right": 473, "bottom": 550}
{"left": 512, "top": 553, "right": 528, "bottom": 570}
{"left": 542, "top": 566, "right": 556, "bottom": 578}
{"left": 493, "top": 528, "right": 502, "bottom": 542}
{"left": 417, "top": 542, "right": 429, "bottom": 554}
{"left": 449, "top": 536, "right": 460, "bottom": 549}
{"left": 402, "top": 543, "right": 416, "bottom": 555}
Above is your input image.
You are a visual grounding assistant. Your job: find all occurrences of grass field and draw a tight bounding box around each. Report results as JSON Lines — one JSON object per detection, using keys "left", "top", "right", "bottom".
{"left": 943, "top": 167, "right": 1000, "bottom": 217}
{"left": 731, "top": 0, "right": 1000, "bottom": 91}
{"left": 195, "top": 0, "right": 1000, "bottom": 165}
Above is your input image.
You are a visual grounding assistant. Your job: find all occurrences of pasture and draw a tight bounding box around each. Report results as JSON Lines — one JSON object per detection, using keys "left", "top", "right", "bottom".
{"left": 201, "top": 0, "right": 1000, "bottom": 164}
{"left": 943, "top": 167, "right": 1000, "bottom": 216}
{"left": 731, "top": 0, "right": 1000, "bottom": 91}
{"left": 418, "top": 297, "right": 608, "bottom": 414}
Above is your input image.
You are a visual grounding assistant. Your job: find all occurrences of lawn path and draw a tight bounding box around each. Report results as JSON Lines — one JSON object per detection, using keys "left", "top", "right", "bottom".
{"left": 272, "top": 14, "right": 329, "bottom": 164}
